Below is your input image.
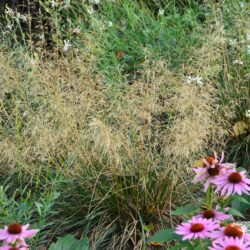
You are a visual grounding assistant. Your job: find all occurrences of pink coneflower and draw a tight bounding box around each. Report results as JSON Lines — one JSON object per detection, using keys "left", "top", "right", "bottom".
{"left": 0, "top": 239, "right": 28, "bottom": 250}
{"left": 0, "top": 246, "right": 27, "bottom": 250}
{"left": 212, "top": 170, "right": 250, "bottom": 197}
{"left": 209, "top": 237, "right": 250, "bottom": 250}
{"left": 210, "top": 223, "right": 250, "bottom": 241}
{"left": 176, "top": 217, "right": 219, "bottom": 240}
{"left": 193, "top": 152, "right": 236, "bottom": 190}
{"left": 195, "top": 206, "right": 232, "bottom": 221}
{"left": 0, "top": 223, "right": 38, "bottom": 243}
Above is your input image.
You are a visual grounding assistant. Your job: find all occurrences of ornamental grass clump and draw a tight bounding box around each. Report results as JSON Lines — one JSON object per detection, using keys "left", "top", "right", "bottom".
{"left": 148, "top": 152, "right": 250, "bottom": 249}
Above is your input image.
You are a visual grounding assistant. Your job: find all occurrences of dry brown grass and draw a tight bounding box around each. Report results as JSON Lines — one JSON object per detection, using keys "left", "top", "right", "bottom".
{"left": 0, "top": 47, "right": 229, "bottom": 249}
{"left": 2, "top": 60, "right": 226, "bottom": 163}
{"left": 0, "top": 35, "right": 234, "bottom": 249}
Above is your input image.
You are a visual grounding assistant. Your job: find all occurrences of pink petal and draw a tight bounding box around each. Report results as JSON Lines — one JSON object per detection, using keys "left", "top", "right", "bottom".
{"left": 22, "top": 229, "right": 38, "bottom": 238}
{"left": 0, "top": 230, "right": 8, "bottom": 240}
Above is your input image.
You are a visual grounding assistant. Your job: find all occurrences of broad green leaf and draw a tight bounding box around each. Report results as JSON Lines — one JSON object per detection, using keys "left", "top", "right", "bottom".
{"left": 231, "top": 200, "right": 248, "bottom": 214}
{"left": 232, "top": 195, "right": 250, "bottom": 214}
{"left": 49, "top": 235, "right": 76, "bottom": 250}
{"left": 147, "top": 228, "right": 181, "bottom": 243}
{"left": 229, "top": 208, "right": 245, "bottom": 219}
{"left": 171, "top": 204, "right": 200, "bottom": 216}
{"left": 232, "top": 196, "right": 250, "bottom": 205}
{"left": 49, "top": 235, "right": 89, "bottom": 250}
{"left": 71, "top": 237, "right": 89, "bottom": 250}
{"left": 169, "top": 241, "right": 192, "bottom": 250}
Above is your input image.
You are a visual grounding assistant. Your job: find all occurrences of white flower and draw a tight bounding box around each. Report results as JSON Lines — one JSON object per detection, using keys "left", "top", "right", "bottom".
{"left": 19, "top": 14, "right": 27, "bottom": 22}
{"left": 107, "top": 21, "right": 113, "bottom": 27}
{"left": 89, "top": 0, "right": 100, "bottom": 4}
{"left": 186, "top": 76, "right": 193, "bottom": 84}
{"left": 30, "top": 59, "right": 36, "bottom": 65}
{"left": 87, "top": 7, "right": 95, "bottom": 15}
{"left": 63, "top": 40, "right": 72, "bottom": 52}
{"left": 5, "top": 7, "right": 14, "bottom": 17}
{"left": 158, "top": 9, "right": 164, "bottom": 16}
{"left": 64, "top": 0, "right": 71, "bottom": 8}
{"left": 72, "top": 27, "right": 81, "bottom": 34}
{"left": 233, "top": 59, "right": 244, "bottom": 65}
{"left": 186, "top": 75, "right": 204, "bottom": 85}
{"left": 246, "top": 45, "right": 250, "bottom": 55}
{"left": 228, "top": 38, "right": 237, "bottom": 46}
{"left": 196, "top": 76, "right": 204, "bottom": 85}
{"left": 246, "top": 110, "right": 250, "bottom": 118}
{"left": 51, "top": 0, "right": 58, "bottom": 8}
{"left": 6, "top": 24, "right": 13, "bottom": 30}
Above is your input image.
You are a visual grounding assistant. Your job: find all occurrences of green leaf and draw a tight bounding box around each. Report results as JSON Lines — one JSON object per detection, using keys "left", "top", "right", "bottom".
{"left": 232, "top": 196, "right": 250, "bottom": 205}
{"left": 237, "top": 167, "right": 247, "bottom": 172}
{"left": 194, "top": 240, "right": 210, "bottom": 250}
{"left": 49, "top": 235, "right": 76, "bottom": 250}
{"left": 143, "top": 223, "right": 154, "bottom": 232}
{"left": 147, "top": 228, "right": 181, "bottom": 243}
{"left": 231, "top": 195, "right": 250, "bottom": 214}
{"left": 228, "top": 208, "right": 245, "bottom": 218}
{"left": 169, "top": 241, "right": 192, "bottom": 250}
{"left": 49, "top": 235, "right": 89, "bottom": 250}
{"left": 171, "top": 204, "right": 200, "bottom": 216}
{"left": 35, "top": 202, "right": 42, "bottom": 216}
{"left": 71, "top": 237, "right": 89, "bottom": 250}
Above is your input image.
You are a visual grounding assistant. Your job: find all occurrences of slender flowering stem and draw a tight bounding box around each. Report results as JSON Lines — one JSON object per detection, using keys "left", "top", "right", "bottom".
{"left": 199, "top": 238, "right": 205, "bottom": 250}
{"left": 206, "top": 185, "right": 213, "bottom": 209}
{"left": 190, "top": 239, "right": 195, "bottom": 248}
{"left": 209, "top": 185, "right": 214, "bottom": 208}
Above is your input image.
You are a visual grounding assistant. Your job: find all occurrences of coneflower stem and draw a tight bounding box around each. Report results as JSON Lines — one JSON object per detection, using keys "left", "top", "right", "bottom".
{"left": 206, "top": 185, "right": 213, "bottom": 209}
{"left": 209, "top": 186, "right": 214, "bottom": 208}
{"left": 199, "top": 238, "right": 205, "bottom": 250}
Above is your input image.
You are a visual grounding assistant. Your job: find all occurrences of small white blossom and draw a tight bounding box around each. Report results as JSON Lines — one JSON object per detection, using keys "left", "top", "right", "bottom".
{"left": 247, "top": 45, "right": 250, "bottom": 55}
{"left": 19, "top": 15, "right": 27, "bottom": 22}
{"left": 233, "top": 59, "right": 244, "bottom": 65}
{"left": 186, "top": 75, "right": 204, "bottom": 85}
{"left": 63, "top": 40, "right": 72, "bottom": 52}
{"left": 87, "top": 7, "right": 95, "bottom": 15}
{"left": 51, "top": 0, "right": 58, "bottom": 8}
{"left": 107, "top": 21, "right": 113, "bottom": 27}
{"left": 6, "top": 24, "right": 13, "bottom": 30}
{"left": 72, "top": 27, "right": 81, "bottom": 34}
{"left": 246, "top": 110, "right": 250, "bottom": 118}
{"left": 5, "top": 7, "right": 14, "bottom": 17}
{"left": 30, "top": 59, "right": 36, "bottom": 65}
{"left": 240, "top": 2, "right": 245, "bottom": 8}
{"left": 196, "top": 76, "right": 204, "bottom": 85}
{"left": 89, "top": 0, "right": 100, "bottom": 4}
{"left": 228, "top": 39, "right": 237, "bottom": 46}
{"left": 158, "top": 9, "right": 164, "bottom": 16}
{"left": 63, "top": 0, "right": 71, "bottom": 8}
{"left": 186, "top": 76, "right": 193, "bottom": 84}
